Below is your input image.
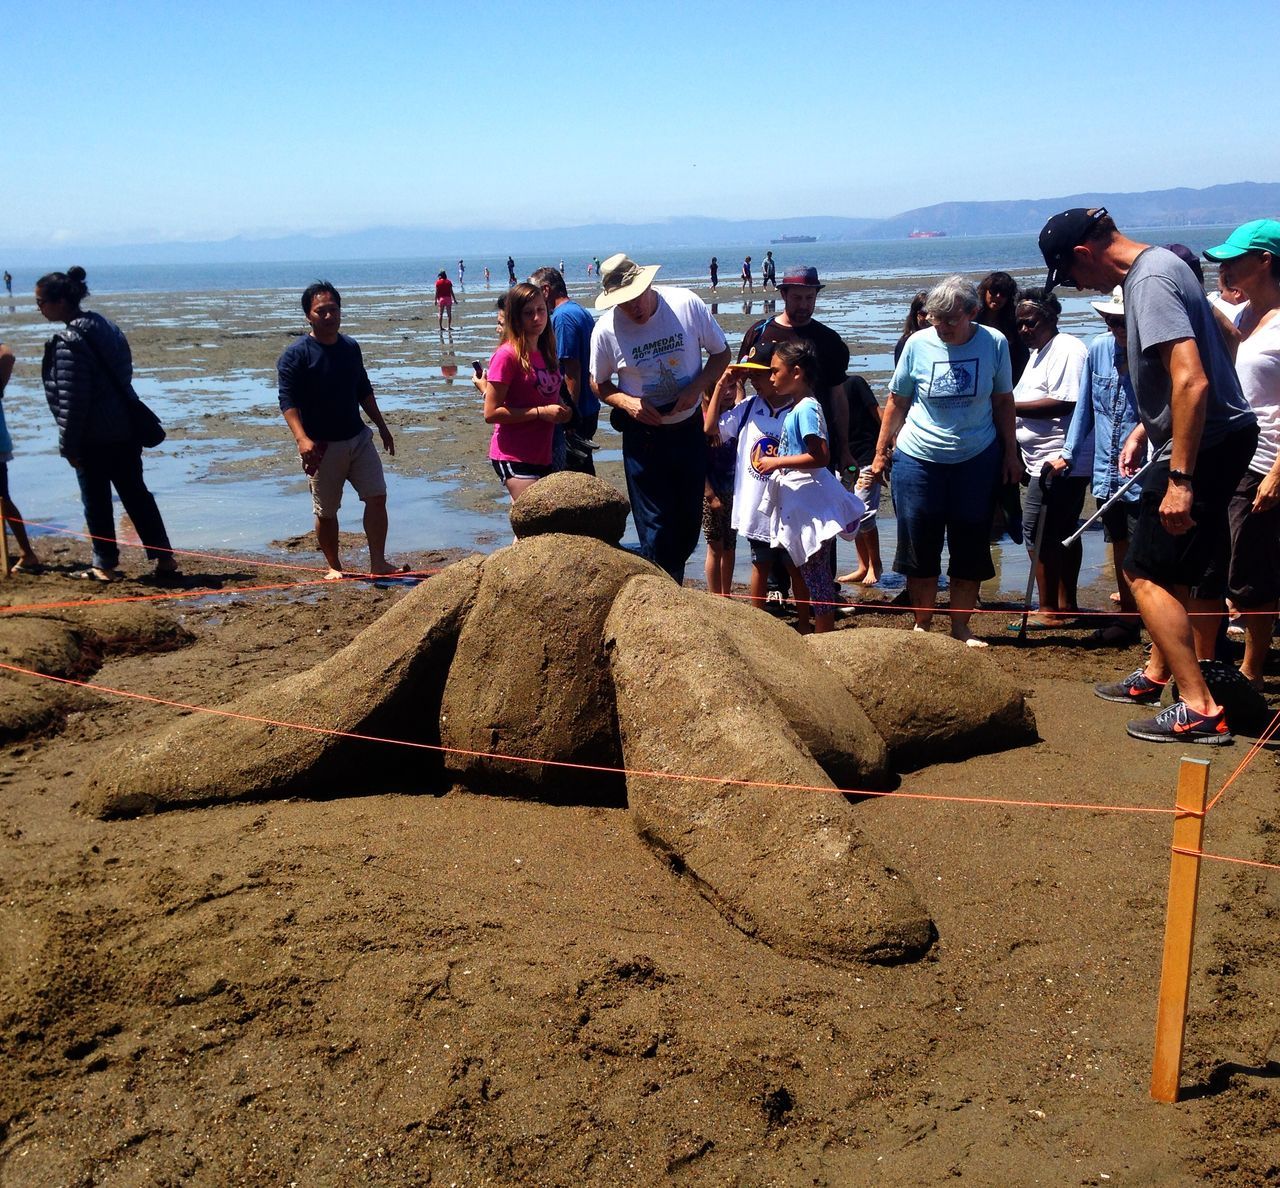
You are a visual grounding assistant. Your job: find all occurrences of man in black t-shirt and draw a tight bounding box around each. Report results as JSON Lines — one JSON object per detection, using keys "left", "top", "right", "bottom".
{"left": 277, "top": 281, "right": 401, "bottom": 580}
{"left": 739, "top": 266, "right": 852, "bottom": 473}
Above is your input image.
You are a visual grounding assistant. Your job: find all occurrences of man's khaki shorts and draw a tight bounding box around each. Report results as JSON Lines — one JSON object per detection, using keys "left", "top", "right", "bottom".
{"left": 309, "top": 427, "right": 387, "bottom": 518}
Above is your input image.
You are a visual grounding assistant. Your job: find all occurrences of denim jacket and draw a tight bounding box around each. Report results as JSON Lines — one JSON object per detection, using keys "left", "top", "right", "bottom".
{"left": 1060, "top": 332, "right": 1141, "bottom": 502}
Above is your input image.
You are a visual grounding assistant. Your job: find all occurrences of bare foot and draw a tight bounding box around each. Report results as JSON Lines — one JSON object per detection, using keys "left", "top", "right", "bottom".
{"left": 860, "top": 566, "right": 880, "bottom": 587}
{"left": 323, "top": 568, "right": 346, "bottom": 581}
{"left": 949, "top": 625, "right": 988, "bottom": 648}
{"left": 836, "top": 568, "right": 867, "bottom": 585}
{"left": 368, "top": 562, "right": 410, "bottom": 577}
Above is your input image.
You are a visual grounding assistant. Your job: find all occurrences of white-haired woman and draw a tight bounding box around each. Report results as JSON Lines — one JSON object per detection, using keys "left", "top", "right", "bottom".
{"left": 868, "top": 275, "right": 1020, "bottom": 646}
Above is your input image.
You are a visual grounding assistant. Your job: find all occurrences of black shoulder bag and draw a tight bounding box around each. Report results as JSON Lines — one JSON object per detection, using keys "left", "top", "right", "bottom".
{"left": 75, "top": 331, "right": 166, "bottom": 448}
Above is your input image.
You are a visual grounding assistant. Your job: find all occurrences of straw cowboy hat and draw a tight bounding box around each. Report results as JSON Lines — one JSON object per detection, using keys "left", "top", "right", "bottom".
{"left": 595, "top": 253, "right": 661, "bottom": 311}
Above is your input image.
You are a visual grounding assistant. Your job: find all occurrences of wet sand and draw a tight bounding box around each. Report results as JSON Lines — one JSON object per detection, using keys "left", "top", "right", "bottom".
{"left": 2, "top": 275, "right": 1275, "bottom": 1185}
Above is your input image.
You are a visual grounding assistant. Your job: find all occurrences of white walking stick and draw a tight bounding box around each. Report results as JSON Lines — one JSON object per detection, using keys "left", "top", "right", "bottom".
{"left": 1060, "top": 442, "right": 1171, "bottom": 548}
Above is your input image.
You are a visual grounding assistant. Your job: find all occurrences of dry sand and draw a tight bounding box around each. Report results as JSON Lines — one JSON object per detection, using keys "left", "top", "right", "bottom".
{"left": 1, "top": 278, "right": 1277, "bottom": 1184}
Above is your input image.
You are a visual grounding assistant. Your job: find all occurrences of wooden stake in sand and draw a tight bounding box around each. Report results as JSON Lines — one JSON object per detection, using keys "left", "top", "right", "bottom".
{"left": 1150, "top": 755, "right": 1210, "bottom": 1103}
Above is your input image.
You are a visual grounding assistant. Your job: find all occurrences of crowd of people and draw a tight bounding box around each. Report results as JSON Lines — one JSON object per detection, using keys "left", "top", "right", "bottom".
{"left": 2, "top": 216, "right": 1278, "bottom": 743}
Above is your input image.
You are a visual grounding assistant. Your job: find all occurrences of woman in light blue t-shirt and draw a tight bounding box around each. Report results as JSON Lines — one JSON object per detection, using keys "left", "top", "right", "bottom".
{"left": 867, "top": 276, "right": 1020, "bottom": 647}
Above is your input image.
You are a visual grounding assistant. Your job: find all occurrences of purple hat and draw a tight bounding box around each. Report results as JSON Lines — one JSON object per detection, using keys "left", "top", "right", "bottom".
{"left": 1161, "top": 243, "right": 1205, "bottom": 287}
{"left": 779, "top": 266, "right": 824, "bottom": 290}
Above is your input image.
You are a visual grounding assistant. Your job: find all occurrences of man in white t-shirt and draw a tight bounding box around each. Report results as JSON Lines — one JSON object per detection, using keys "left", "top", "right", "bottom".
{"left": 590, "top": 253, "right": 731, "bottom": 582}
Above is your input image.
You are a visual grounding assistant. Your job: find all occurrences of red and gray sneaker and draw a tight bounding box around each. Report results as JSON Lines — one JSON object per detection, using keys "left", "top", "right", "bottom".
{"left": 1126, "top": 701, "right": 1233, "bottom": 745}
{"left": 1094, "top": 668, "right": 1167, "bottom": 706}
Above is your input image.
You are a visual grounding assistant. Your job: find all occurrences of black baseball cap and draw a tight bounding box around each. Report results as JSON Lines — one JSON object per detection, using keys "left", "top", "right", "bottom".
{"left": 1039, "top": 206, "right": 1109, "bottom": 294}
{"left": 730, "top": 340, "right": 777, "bottom": 370}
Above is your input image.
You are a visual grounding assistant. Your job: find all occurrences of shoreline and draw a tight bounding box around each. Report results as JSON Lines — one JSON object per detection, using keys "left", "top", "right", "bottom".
{"left": 0, "top": 270, "right": 1103, "bottom": 596}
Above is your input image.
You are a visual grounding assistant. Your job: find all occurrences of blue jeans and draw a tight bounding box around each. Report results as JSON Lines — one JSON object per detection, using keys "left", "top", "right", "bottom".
{"left": 75, "top": 444, "right": 172, "bottom": 570}
{"left": 621, "top": 415, "right": 706, "bottom": 584}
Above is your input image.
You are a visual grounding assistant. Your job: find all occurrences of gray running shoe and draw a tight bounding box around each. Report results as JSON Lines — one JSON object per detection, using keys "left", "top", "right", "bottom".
{"left": 1126, "top": 701, "right": 1233, "bottom": 745}
{"left": 1094, "top": 669, "right": 1166, "bottom": 706}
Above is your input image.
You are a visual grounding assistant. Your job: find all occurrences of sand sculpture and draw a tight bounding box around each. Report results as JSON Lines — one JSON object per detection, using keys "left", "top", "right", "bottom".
{"left": 78, "top": 473, "right": 1038, "bottom": 968}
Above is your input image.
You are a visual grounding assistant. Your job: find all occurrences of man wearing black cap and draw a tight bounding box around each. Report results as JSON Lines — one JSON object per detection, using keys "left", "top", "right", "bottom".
{"left": 740, "top": 266, "right": 853, "bottom": 475}
{"left": 1040, "top": 208, "right": 1257, "bottom": 744}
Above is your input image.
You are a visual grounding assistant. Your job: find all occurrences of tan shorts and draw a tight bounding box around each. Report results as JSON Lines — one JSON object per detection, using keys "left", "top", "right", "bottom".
{"left": 309, "top": 427, "right": 386, "bottom": 518}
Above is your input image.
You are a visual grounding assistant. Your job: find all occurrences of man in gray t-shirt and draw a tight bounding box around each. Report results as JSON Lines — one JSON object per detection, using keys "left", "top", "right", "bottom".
{"left": 1124, "top": 246, "right": 1254, "bottom": 452}
{"left": 1039, "top": 208, "right": 1257, "bottom": 746}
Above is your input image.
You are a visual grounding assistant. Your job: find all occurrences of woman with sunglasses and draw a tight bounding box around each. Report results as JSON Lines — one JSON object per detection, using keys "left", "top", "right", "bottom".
{"left": 1011, "top": 288, "right": 1089, "bottom": 629}
{"left": 892, "top": 290, "right": 929, "bottom": 364}
{"left": 1204, "top": 220, "right": 1280, "bottom": 688}
{"left": 1050, "top": 287, "right": 1142, "bottom": 642}
{"left": 977, "top": 271, "right": 1030, "bottom": 384}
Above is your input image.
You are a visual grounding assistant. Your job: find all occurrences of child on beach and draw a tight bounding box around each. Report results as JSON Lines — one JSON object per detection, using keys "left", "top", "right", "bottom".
{"left": 711, "top": 341, "right": 796, "bottom": 613}
{"left": 753, "top": 340, "right": 865, "bottom": 633}
{"left": 700, "top": 368, "right": 744, "bottom": 595}
{"left": 482, "top": 283, "right": 570, "bottom": 503}
{"left": 0, "top": 341, "right": 42, "bottom": 573}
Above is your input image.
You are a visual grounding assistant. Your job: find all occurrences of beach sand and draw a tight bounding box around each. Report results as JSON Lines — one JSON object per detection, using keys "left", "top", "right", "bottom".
{"left": 1, "top": 278, "right": 1277, "bottom": 1184}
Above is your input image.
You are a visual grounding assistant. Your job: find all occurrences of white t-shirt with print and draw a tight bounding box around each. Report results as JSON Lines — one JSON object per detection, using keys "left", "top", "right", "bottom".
{"left": 718, "top": 394, "right": 794, "bottom": 542}
{"left": 590, "top": 286, "right": 728, "bottom": 424}
{"left": 1014, "top": 332, "right": 1089, "bottom": 476}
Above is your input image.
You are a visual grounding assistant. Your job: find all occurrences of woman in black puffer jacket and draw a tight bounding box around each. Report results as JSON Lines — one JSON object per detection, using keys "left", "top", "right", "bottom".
{"left": 38, "top": 267, "right": 179, "bottom": 582}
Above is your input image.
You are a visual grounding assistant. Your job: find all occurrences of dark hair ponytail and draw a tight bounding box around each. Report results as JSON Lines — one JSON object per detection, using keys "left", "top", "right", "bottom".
{"left": 36, "top": 266, "right": 90, "bottom": 307}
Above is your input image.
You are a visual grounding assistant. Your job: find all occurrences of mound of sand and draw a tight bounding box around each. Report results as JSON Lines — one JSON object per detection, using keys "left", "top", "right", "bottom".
{"left": 810, "top": 627, "right": 1038, "bottom": 769}
{"left": 509, "top": 471, "right": 630, "bottom": 544}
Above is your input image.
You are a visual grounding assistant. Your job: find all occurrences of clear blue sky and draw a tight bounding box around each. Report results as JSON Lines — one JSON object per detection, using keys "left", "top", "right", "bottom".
{"left": 7, "top": 0, "right": 1277, "bottom": 247}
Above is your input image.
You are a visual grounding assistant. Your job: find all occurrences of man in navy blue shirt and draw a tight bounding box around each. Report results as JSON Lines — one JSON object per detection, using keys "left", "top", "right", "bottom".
{"left": 277, "top": 281, "right": 402, "bottom": 579}
{"left": 530, "top": 266, "right": 599, "bottom": 474}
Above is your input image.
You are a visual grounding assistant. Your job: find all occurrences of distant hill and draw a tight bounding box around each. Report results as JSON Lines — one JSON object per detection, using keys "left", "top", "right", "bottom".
{"left": 3, "top": 182, "right": 1278, "bottom": 266}
{"left": 869, "top": 181, "right": 1280, "bottom": 239}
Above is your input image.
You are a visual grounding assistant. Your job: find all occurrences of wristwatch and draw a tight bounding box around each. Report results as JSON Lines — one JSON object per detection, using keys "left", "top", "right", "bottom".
{"left": 1168, "top": 468, "right": 1194, "bottom": 483}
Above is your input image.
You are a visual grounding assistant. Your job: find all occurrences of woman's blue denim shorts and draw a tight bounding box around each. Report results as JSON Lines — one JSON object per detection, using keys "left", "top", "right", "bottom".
{"left": 891, "top": 438, "right": 1000, "bottom": 581}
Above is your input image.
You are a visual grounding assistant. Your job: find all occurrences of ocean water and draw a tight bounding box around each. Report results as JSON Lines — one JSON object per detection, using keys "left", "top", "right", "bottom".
{"left": 6, "top": 226, "right": 1233, "bottom": 599}
{"left": 22, "top": 226, "right": 1238, "bottom": 296}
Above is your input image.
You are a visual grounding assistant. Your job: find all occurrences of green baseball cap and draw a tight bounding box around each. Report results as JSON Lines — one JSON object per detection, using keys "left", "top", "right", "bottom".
{"left": 1202, "top": 218, "right": 1280, "bottom": 262}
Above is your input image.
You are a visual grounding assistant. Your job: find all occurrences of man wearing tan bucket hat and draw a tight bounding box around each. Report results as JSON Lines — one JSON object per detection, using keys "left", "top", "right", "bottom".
{"left": 590, "top": 252, "right": 730, "bottom": 582}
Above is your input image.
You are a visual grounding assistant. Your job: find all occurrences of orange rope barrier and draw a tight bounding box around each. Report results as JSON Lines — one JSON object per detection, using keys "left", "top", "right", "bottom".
{"left": 1204, "top": 705, "right": 1280, "bottom": 813}
{"left": 0, "top": 659, "right": 1179, "bottom": 817}
{"left": 1, "top": 578, "right": 337, "bottom": 614}
{"left": 6, "top": 515, "right": 441, "bottom": 579}
{"left": 0, "top": 570, "right": 439, "bottom": 615}
{"left": 1171, "top": 846, "right": 1280, "bottom": 874}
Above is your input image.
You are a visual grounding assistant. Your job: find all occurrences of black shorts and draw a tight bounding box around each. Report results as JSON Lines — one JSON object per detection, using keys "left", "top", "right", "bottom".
{"left": 748, "top": 537, "right": 787, "bottom": 567}
{"left": 492, "top": 459, "right": 554, "bottom": 484}
{"left": 1227, "top": 469, "right": 1280, "bottom": 607}
{"left": 1023, "top": 474, "right": 1088, "bottom": 560}
{"left": 1124, "top": 427, "right": 1258, "bottom": 598}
